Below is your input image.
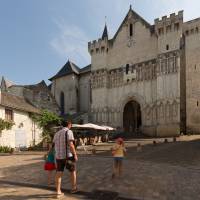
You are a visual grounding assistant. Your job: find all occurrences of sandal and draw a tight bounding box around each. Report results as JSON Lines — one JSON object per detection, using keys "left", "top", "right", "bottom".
{"left": 70, "top": 187, "right": 78, "bottom": 194}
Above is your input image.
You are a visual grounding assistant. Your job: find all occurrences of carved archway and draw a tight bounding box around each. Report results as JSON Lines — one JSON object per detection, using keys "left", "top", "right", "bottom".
{"left": 123, "top": 100, "right": 142, "bottom": 133}
{"left": 119, "top": 93, "right": 145, "bottom": 127}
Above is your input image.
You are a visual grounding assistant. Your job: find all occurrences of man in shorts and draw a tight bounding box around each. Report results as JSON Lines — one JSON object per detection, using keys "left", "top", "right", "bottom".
{"left": 53, "top": 120, "right": 78, "bottom": 197}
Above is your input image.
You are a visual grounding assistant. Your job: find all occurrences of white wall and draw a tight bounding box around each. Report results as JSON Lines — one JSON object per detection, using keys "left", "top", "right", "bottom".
{"left": 0, "top": 106, "right": 42, "bottom": 148}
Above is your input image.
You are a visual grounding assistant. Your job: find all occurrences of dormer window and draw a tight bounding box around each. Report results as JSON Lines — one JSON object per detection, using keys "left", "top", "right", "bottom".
{"left": 129, "top": 23, "right": 133, "bottom": 37}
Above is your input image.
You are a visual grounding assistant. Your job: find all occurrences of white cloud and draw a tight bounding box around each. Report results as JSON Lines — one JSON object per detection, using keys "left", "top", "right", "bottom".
{"left": 50, "top": 17, "right": 90, "bottom": 67}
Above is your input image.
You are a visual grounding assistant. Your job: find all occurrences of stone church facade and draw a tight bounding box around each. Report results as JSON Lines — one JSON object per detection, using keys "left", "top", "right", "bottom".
{"left": 50, "top": 6, "right": 200, "bottom": 136}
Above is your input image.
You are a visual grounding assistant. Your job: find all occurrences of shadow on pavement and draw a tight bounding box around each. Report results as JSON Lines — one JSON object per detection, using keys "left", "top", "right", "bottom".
{"left": 0, "top": 180, "right": 137, "bottom": 200}
{"left": 1, "top": 194, "right": 56, "bottom": 200}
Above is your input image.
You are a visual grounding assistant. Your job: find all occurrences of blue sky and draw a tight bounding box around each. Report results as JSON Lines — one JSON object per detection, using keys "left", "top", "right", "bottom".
{"left": 0, "top": 0, "right": 200, "bottom": 85}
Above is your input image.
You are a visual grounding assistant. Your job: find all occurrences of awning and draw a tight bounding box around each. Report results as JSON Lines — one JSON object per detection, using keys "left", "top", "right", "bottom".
{"left": 72, "top": 123, "right": 115, "bottom": 131}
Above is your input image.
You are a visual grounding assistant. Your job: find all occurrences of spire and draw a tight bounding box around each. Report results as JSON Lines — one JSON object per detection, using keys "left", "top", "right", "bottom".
{"left": 130, "top": 4, "right": 132, "bottom": 10}
{"left": 0, "top": 76, "right": 7, "bottom": 91}
{"left": 102, "top": 24, "right": 108, "bottom": 39}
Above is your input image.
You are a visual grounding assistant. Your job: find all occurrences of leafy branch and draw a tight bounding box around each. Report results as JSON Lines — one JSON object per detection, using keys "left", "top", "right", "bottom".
{"left": 31, "top": 110, "right": 62, "bottom": 141}
{"left": 0, "top": 118, "right": 14, "bottom": 133}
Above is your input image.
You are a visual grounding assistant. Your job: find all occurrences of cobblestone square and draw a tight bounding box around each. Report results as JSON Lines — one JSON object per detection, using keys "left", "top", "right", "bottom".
{"left": 1, "top": 136, "right": 200, "bottom": 200}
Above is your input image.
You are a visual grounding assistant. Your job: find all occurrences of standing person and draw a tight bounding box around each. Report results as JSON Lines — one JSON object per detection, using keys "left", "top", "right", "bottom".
{"left": 65, "top": 121, "right": 78, "bottom": 194}
{"left": 44, "top": 143, "right": 56, "bottom": 186}
{"left": 53, "top": 120, "right": 78, "bottom": 198}
{"left": 111, "top": 137, "right": 126, "bottom": 179}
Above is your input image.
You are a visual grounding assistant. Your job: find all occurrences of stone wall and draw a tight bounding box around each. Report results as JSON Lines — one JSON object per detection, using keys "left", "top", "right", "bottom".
{"left": 51, "top": 74, "right": 79, "bottom": 114}
{"left": 89, "top": 10, "right": 182, "bottom": 136}
{"left": 79, "top": 72, "right": 91, "bottom": 112}
{"left": 184, "top": 19, "right": 200, "bottom": 133}
{"left": 8, "top": 82, "right": 60, "bottom": 114}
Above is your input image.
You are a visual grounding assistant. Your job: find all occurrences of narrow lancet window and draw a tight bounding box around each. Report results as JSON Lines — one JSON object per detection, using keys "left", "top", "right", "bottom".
{"left": 130, "top": 23, "right": 133, "bottom": 37}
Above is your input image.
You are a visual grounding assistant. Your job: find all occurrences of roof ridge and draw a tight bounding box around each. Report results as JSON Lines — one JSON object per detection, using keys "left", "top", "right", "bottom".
{"left": 49, "top": 60, "right": 80, "bottom": 81}
{"left": 111, "top": 6, "right": 151, "bottom": 42}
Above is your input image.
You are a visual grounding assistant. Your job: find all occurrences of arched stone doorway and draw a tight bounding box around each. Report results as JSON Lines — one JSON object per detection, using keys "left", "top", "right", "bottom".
{"left": 123, "top": 100, "right": 142, "bottom": 133}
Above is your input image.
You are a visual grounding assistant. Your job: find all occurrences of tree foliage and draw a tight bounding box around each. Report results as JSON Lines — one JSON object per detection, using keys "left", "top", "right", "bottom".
{"left": 0, "top": 118, "right": 14, "bottom": 133}
{"left": 31, "top": 110, "right": 62, "bottom": 141}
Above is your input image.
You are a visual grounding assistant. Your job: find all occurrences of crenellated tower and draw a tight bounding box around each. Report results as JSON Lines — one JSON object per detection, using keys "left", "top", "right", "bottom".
{"left": 154, "top": 11, "right": 183, "bottom": 54}
{"left": 88, "top": 24, "right": 109, "bottom": 71}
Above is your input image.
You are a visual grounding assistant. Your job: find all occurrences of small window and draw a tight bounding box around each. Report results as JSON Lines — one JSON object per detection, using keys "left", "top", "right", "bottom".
{"left": 196, "top": 27, "right": 199, "bottom": 33}
{"left": 126, "top": 64, "right": 129, "bottom": 74}
{"left": 47, "top": 95, "right": 51, "bottom": 101}
{"left": 127, "top": 79, "right": 130, "bottom": 83}
{"left": 131, "top": 65, "right": 135, "bottom": 73}
{"left": 5, "top": 108, "right": 13, "bottom": 121}
{"left": 96, "top": 48, "right": 99, "bottom": 53}
{"left": 101, "top": 47, "right": 105, "bottom": 53}
{"left": 60, "top": 92, "right": 65, "bottom": 115}
{"left": 158, "top": 28, "right": 164, "bottom": 35}
{"left": 197, "top": 101, "right": 199, "bottom": 107}
{"left": 174, "top": 23, "right": 179, "bottom": 31}
{"left": 106, "top": 48, "right": 109, "bottom": 53}
{"left": 166, "top": 44, "right": 169, "bottom": 50}
{"left": 166, "top": 25, "right": 171, "bottom": 33}
{"left": 185, "top": 30, "right": 189, "bottom": 36}
{"left": 195, "top": 65, "right": 197, "bottom": 70}
{"left": 130, "top": 23, "right": 133, "bottom": 37}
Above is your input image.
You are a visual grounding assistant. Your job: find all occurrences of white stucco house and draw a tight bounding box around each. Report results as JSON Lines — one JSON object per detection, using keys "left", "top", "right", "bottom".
{"left": 0, "top": 77, "right": 60, "bottom": 148}
{"left": 0, "top": 89, "right": 42, "bottom": 148}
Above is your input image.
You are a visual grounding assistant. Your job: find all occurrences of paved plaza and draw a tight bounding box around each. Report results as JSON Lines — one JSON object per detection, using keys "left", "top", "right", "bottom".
{"left": 1, "top": 136, "right": 200, "bottom": 200}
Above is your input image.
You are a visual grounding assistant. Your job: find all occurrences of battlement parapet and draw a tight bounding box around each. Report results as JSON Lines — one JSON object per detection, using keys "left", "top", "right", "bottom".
{"left": 88, "top": 37, "right": 108, "bottom": 54}
{"left": 154, "top": 11, "right": 183, "bottom": 35}
{"left": 183, "top": 18, "right": 200, "bottom": 37}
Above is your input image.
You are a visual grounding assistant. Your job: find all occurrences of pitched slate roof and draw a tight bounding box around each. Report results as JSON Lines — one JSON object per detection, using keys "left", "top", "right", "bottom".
{"left": 49, "top": 60, "right": 80, "bottom": 81}
{"left": 80, "top": 64, "right": 91, "bottom": 74}
{"left": 0, "top": 92, "right": 40, "bottom": 114}
{"left": 102, "top": 24, "right": 108, "bottom": 39}
{"left": 49, "top": 61, "right": 91, "bottom": 81}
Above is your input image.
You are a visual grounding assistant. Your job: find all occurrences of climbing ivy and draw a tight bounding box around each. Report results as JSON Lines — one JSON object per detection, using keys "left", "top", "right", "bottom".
{"left": 0, "top": 118, "right": 14, "bottom": 133}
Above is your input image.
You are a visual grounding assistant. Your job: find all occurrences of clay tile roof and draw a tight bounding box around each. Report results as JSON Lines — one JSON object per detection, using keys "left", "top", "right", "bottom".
{"left": 1, "top": 92, "right": 40, "bottom": 114}
{"left": 49, "top": 60, "right": 80, "bottom": 81}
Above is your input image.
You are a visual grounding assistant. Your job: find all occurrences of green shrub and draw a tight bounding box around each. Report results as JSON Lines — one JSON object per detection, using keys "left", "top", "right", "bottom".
{"left": 31, "top": 110, "right": 61, "bottom": 141}
{"left": 0, "top": 146, "right": 12, "bottom": 153}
